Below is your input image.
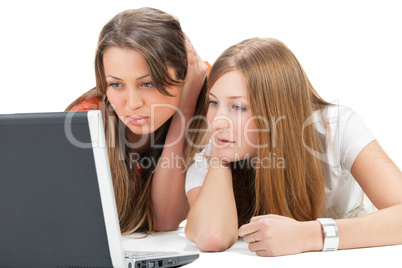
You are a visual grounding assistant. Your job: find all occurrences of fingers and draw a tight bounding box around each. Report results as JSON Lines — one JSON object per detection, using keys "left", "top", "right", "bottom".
{"left": 243, "top": 232, "right": 260, "bottom": 243}
{"left": 238, "top": 221, "right": 259, "bottom": 237}
{"left": 184, "top": 33, "right": 206, "bottom": 73}
{"left": 248, "top": 241, "right": 265, "bottom": 253}
{"left": 250, "top": 214, "right": 276, "bottom": 222}
{"left": 239, "top": 214, "right": 279, "bottom": 237}
{"left": 244, "top": 234, "right": 271, "bottom": 257}
{"left": 250, "top": 215, "right": 267, "bottom": 222}
{"left": 183, "top": 33, "right": 196, "bottom": 54}
{"left": 255, "top": 250, "right": 268, "bottom": 257}
{"left": 242, "top": 231, "right": 270, "bottom": 257}
{"left": 184, "top": 33, "right": 197, "bottom": 65}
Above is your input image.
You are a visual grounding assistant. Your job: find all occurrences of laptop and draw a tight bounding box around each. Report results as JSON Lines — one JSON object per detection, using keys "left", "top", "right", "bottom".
{"left": 0, "top": 110, "right": 199, "bottom": 268}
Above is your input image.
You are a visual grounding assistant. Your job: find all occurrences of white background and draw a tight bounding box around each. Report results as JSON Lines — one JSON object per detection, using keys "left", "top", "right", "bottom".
{"left": 0, "top": 0, "right": 401, "bottom": 168}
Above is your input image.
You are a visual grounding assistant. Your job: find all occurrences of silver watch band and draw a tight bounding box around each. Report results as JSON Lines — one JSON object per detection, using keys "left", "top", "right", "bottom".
{"left": 316, "top": 218, "right": 339, "bottom": 251}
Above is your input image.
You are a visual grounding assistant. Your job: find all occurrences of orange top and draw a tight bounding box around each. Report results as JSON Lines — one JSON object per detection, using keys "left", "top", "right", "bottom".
{"left": 204, "top": 61, "right": 212, "bottom": 73}
{"left": 68, "top": 95, "right": 104, "bottom": 111}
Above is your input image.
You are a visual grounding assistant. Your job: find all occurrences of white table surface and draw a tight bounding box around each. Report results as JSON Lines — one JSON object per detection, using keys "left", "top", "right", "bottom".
{"left": 122, "top": 223, "right": 402, "bottom": 268}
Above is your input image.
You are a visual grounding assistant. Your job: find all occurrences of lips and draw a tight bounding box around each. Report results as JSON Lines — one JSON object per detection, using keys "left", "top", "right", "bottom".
{"left": 216, "top": 137, "right": 235, "bottom": 146}
{"left": 126, "top": 115, "right": 149, "bottom": 126}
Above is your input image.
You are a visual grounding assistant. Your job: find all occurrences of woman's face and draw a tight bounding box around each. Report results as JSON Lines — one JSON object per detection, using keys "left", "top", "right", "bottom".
{"left": 104, "top": 47, "right": 182, "bottom": 136}
{"left": 207, "top": 70, "right": 258, "bottom": 162}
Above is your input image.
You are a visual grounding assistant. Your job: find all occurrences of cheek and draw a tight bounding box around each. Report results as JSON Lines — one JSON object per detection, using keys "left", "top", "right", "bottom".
{"left": 206, "top": 110, "right": 214, "bottom": 125}
{"left": 148, "top": 93, "right": 180, "bottom": 127}
{"left": 148, "top": 88, "right": 181, "bottom": 108}
{"left": 164, "top": 85, "right": 182, "bottom": 106}
{"left": 105, "top": 90, "right": 114, "bottom": 103}
{"left": 247, "top": 125, "right": 258, "bottom": 144}
{"left": 171, "top": 95, "right": 181, "bottom": 107}
{"left": 106, "top": 91, "right": 122, "bottom": 113}
{"left": 242, "top": 118, "right": 258, "bottom": 144}
{"left": 152, "top": 96, "right": 179, "bottom": 113}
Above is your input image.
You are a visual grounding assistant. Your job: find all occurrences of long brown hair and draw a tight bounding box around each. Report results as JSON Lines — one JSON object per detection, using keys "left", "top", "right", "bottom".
{"left": 187, "top": 37, "right": 329, "bottom": 226}
{"left": 67, "top": 8, "right": 187, "bottom": 234}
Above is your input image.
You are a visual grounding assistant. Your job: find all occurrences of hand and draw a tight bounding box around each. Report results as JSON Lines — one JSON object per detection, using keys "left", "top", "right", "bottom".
{"left": 178, "top": 34, "right": 208, "bottom": 116}
{"left": 209, "top": 141, "right": 231, "bottom": 169}
{"left": 238, "top": 214, "right": 321, "bottom": 257}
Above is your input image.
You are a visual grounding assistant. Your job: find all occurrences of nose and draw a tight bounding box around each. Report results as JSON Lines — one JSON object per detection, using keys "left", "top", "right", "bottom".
{"left": 127, "top": 88, "right": 144, "bottom": 110}
{"left": 210, "top": 111, "right": 232, "bottom": 132}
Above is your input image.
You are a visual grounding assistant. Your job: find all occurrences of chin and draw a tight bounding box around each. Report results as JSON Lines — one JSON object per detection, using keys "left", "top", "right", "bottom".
{"left": 216, "top": 149, "right": 244, "bottom": 163}
{"left": 127, "top": 126, "right": 148, "bottom": 134}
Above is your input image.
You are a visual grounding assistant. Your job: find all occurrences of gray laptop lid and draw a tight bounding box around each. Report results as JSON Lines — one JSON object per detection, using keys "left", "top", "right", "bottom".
{"left": 0, "top": 111, "right": 117, "bottom": 268}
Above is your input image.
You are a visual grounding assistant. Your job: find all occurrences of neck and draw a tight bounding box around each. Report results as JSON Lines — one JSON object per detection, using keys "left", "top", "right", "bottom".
{"left": 125, "top": 128, "right": 151, "bottom": 156}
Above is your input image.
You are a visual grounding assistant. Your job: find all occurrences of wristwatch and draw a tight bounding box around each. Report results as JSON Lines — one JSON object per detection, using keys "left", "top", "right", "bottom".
{"left": 316, "top": 218, "right": 339, "bottom": 251}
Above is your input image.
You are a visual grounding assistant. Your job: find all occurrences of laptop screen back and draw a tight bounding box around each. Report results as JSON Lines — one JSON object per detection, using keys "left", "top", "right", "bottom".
{"left": 0, "top": 112, "right": 114, "bottom": 268}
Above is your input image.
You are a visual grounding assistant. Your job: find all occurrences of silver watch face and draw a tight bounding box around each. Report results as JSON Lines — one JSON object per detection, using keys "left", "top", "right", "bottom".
{"left": 317, "top": 218, "right": 339, "bottom": 251}
{"left": 324, "top": 225, "right": 338, "bottom": 238}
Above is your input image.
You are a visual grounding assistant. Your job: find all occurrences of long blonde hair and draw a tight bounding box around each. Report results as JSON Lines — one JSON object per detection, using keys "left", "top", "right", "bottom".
{"left": 187, "top": 38, "right": 329, "bottom": 226}
{"left": 67, "top": 8, "right": 188, "bottom": 234}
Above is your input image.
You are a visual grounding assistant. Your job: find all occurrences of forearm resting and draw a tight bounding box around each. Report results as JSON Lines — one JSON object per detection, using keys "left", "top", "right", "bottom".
{"left": 337, "top": 203, "right": 402, "bottom": 249}
{"left": 151, "top": 113, "right": 190, "bottom": 231}
{"left": 185, "top": 166, "right": 238, "bottom": 251}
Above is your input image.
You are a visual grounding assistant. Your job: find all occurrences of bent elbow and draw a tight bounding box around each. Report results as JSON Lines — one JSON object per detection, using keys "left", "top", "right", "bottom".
{"left": 154, "top": 217, "right": 183, "bottom": 232}
{"left": 185, "top": 221, "right": 237, "bottom": 252}
{"left": 197, "top": 234, "right": 232, "bottom": 252}
{"left": 193, "top": 232, "right": 236, "bottom": 252}
{"left": 155, "top": 223, "right": 179, "bottom": 232}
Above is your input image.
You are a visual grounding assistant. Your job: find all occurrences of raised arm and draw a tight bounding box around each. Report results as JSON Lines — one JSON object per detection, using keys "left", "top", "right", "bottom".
{"left": 151, "top": 36, "right": 208, "bottom": 231}
{"left": 185, "top": 154, "right": 239, "bottom": 252}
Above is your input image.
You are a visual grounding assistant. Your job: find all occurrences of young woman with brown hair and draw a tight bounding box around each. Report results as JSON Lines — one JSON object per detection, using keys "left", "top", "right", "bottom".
{"left": 184, "top": 37, "right": 402, "bottom": 256}
{"left": 66, "top": 7, "right": 208, "bottom": 234}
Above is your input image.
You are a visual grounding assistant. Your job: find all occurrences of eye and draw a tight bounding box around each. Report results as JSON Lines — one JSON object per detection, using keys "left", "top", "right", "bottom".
{"left": 232, "top": 105, "right": 247, "bottom": 112}
{"left": 141, "top": 82, "right": 154, "bottom": 88}
{"left": 207, "top": 100, "right": 219, "bottom": 107}
{"left": 109, "top": 82, "right": 123, "bottom": 89}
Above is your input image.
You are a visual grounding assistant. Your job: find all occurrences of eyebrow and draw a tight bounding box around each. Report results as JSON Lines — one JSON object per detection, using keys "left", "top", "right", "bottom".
{"left": 106, "top": 74, "right": 151, "bottom": 80}
{"left": 209, "top": 92, "right": 248, "bottom": 100}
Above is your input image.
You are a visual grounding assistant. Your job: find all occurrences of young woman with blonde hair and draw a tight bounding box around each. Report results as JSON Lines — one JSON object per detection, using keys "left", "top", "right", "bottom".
{"left": 184, "top": 37, "right": 402, "bottom": 256}
{"left": 67, "top": 7, "right": 208, "bottom": 234}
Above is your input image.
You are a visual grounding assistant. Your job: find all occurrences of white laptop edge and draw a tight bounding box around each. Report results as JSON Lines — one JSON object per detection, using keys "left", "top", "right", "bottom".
{"left": 87, "top": 110, "right": 128, "bottom": 268}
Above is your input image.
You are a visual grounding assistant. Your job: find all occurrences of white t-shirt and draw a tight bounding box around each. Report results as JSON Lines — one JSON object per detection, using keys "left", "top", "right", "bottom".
{"left": 185, "top": 106, "right": 377, "bottom": 219}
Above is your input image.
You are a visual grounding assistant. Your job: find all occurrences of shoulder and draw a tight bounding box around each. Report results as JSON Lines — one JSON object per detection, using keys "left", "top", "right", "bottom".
{"left": 69, "top": 96, "right": 103, "bottom": 111}
{"left": 327, "top": 105, "right": 373, "bottom": 138}
{"left": 321, "top": 105, "right": 375, "bottom": 171}
{"left": 318, "top": 105, "right": 356, "bottom": 121}
{"left": 185, "top": 141, "right": 211, "bottom": 194}
{"left": 314, "top": 105, "right": 369, "bottom": 133}
{"left": 204, "top": 61, "right": 212, "bottom": 72}
{"left": 66, "top": 89, "right": 104, "bottom": 111}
